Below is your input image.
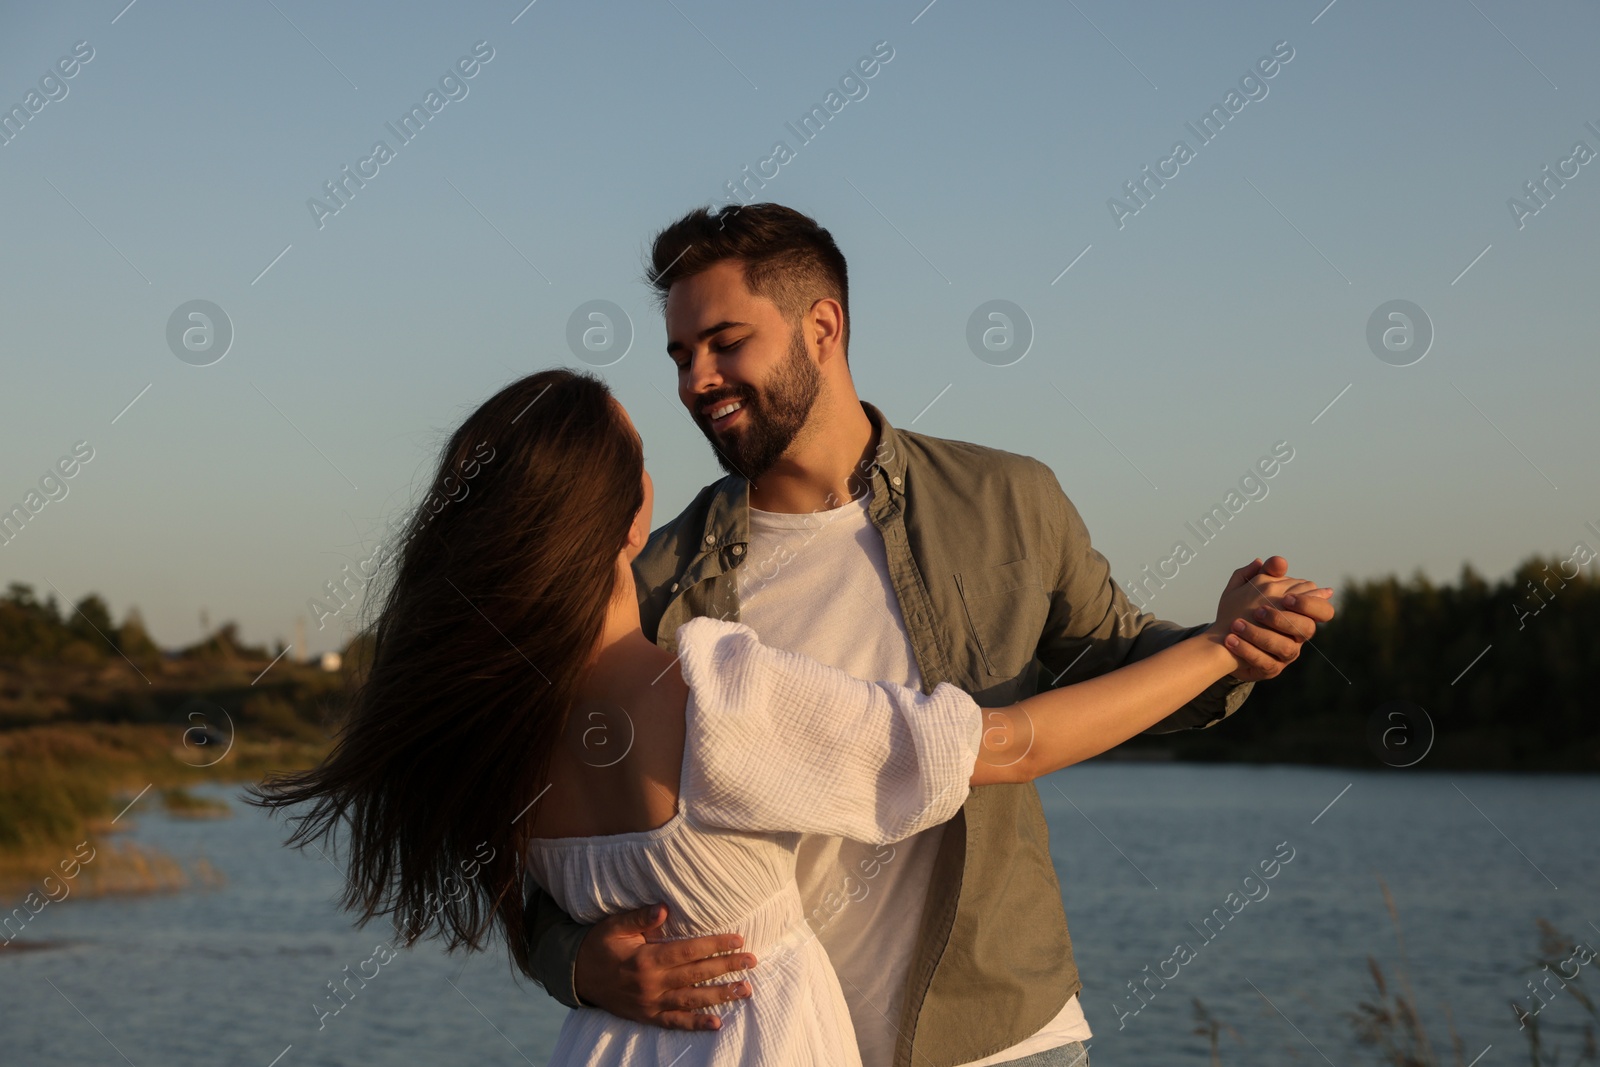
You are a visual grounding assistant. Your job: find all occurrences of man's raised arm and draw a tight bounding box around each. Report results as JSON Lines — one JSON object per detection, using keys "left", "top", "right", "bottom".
{"left": 1028, "top": 461, "right": 1327, "bottom": 733}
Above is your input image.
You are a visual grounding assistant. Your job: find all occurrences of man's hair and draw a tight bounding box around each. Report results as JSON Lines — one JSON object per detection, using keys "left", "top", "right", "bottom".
{"left": 647, "top": 203, "right": 851, "bottom": 356}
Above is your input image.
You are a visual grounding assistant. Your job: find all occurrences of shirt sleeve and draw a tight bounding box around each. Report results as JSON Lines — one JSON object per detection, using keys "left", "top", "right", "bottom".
{"left": 675, "top": 617, "right": 983, "bottom": 843}
{"left": 1029, "top": 458, "right": 1255, "bottom": 732}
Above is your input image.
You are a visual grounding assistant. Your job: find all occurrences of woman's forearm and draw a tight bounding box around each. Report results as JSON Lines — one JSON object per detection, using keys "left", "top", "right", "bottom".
{"left": 970, "top": 631, "right": 1237, "bottom": 785}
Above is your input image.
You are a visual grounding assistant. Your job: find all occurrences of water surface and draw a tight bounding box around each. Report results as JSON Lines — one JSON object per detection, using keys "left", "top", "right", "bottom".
{"left": 3, "top": 764, "right": 1594, "bottom": 1066}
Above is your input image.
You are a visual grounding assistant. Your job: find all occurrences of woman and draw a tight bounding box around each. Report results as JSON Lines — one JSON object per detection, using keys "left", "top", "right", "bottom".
{"left": 249, "top": 369, "right": 1325, "bottom": 1065}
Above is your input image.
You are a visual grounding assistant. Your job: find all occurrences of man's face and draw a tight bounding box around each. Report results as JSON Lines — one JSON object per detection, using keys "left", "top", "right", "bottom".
{"left": 664, "top": 259, "right": 822, "bottom": 482}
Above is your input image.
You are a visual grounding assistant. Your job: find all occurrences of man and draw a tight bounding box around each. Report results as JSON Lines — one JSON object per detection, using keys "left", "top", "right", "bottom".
{"left": 526, "top": 203, "right": 1333, "bottom": 1066}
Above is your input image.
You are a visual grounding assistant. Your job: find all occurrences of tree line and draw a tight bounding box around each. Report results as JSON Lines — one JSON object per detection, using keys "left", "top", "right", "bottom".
{"left": 0, "top": 582, "right": 274, "bottom": 665}
{"left": 3, "top": 553, "right": 1596, "bottom": 770}
{"left": 1131, "top": 554, "right": 1600, "bottom": 771}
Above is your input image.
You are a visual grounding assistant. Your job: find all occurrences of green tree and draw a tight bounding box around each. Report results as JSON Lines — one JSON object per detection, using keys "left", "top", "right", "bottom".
{"left": 67, "top": 594, "right": 117, "bottom": 650}
{"left": 116, "top": 606, "right": 161, "bottom": 663}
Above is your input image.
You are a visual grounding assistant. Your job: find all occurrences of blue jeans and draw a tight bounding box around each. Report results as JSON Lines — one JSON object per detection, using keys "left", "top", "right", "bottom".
{"left": 998, "top": 1041, "right": 1090, "bottom": 1066}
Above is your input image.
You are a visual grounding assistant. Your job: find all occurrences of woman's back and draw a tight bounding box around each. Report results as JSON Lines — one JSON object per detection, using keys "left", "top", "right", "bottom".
{"left": 530, "top": 634, "right": 690, "bottom": 842}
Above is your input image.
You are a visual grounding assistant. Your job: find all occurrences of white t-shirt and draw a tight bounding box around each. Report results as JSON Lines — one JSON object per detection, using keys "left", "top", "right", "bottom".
{"left": 737, "top": 487, "right": 1091, "bottom": 1067}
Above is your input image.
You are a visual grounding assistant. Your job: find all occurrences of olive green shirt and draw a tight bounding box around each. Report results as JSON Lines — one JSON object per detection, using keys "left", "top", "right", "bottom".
{"left": 527, "top": 400, "right": 1253, "bottom": 1066}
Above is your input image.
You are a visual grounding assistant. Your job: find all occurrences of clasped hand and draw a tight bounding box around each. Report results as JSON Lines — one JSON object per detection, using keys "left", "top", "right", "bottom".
{"left": 1207, "top": 555, "right": 1335, "bottom": 682}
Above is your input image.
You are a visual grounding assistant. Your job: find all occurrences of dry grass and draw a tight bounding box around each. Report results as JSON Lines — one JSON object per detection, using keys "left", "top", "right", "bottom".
{"left": 0, "top": 721, "right": 322, "bottom": 898}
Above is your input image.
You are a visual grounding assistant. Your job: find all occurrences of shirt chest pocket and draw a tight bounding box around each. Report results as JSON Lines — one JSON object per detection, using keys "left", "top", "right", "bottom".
{"left": 954, "top": 557, "right": 1049, "bottom": 678}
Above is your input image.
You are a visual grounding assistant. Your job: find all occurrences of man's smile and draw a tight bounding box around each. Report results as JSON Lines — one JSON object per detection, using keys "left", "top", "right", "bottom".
{"left": 703, "top": 398, "right": 747, "bottom": 429}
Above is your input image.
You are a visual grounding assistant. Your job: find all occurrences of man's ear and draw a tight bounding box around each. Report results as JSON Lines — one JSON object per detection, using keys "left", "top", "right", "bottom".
{"left": 808, "top": 298, "right": 846, "bottom": 365}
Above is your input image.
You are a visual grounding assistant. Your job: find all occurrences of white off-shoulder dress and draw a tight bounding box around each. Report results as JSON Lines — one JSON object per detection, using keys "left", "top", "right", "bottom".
{"left": 525, "top": 616, "right": 983, "bottom": 1067}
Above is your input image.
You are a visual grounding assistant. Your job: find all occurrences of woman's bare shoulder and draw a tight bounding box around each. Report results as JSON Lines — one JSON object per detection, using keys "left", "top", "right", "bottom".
{"left": 530, "top": 650, "right": 689, "bottom": 839}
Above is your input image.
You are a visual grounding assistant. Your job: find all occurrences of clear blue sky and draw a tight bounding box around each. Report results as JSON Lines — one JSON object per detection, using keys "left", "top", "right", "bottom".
{"left": 3, "top": 0, "right": 1597, "bottom": 654}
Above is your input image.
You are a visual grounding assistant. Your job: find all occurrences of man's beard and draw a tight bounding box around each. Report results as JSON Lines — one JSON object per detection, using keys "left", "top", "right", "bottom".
{"left": 695, "top": 327, "right": 822, "bottom": 483}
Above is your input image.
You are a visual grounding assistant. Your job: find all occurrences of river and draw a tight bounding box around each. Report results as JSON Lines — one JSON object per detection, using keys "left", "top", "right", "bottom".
{"left": 3, "top": 763, "right": 1595, "bottom": 1066}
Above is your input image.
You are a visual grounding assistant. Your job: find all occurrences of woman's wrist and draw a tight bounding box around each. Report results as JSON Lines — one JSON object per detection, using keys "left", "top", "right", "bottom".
{"left": 1193, "top": 627, "right": 1244, "bottom": 681}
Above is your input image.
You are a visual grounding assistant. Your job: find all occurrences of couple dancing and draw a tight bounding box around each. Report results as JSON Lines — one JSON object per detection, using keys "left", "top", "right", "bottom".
{"left": 253, "top": 203, "right": 1333, "bottom": 1066}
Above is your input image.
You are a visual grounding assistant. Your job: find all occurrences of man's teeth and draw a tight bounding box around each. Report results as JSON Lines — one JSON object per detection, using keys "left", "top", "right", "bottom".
{"left": 710, "top": 401, "right": 743, "bottom": 420}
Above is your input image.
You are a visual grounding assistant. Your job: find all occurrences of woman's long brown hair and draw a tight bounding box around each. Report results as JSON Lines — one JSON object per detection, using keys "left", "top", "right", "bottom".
{"left": 246, "top": 368, "right": 644, "bottom": 979}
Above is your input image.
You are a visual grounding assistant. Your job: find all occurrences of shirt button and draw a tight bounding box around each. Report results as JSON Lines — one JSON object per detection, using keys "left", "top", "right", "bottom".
{"left": 892, "top": 476, "right": 902, "bottom": 486}
{"left": 671, "top": 582, "right": 679, "bottom": 593}
{"left": 731, "top": 545, "right": 744, "bottom": 556}
{"left": 704, "top": 534, "right": 716, "bottom": 545}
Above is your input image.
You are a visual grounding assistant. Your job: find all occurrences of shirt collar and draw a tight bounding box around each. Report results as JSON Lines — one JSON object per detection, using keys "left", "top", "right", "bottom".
{"left": 859, "top": 400, "right": 909, "bottom": 491}
{"left": 699, "top": 474, "right": 749, "bottom": 556}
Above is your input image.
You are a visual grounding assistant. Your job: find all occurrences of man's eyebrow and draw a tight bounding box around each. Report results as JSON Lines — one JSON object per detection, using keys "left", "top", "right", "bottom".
{"left": 665, "top": 320, "right": 751, "bottom": 356}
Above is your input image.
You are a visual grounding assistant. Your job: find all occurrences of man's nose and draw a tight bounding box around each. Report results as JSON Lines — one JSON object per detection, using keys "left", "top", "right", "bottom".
{"left": 683, "top": 349, "right": 723, "bottom": 399}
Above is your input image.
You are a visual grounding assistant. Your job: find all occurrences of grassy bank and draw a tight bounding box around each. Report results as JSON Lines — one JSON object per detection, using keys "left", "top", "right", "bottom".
{"left": 1, "top": 579, "right": 359, "bottom": 898}
{"left": 0, "top": 719, "right": 327, "bottom": 895}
